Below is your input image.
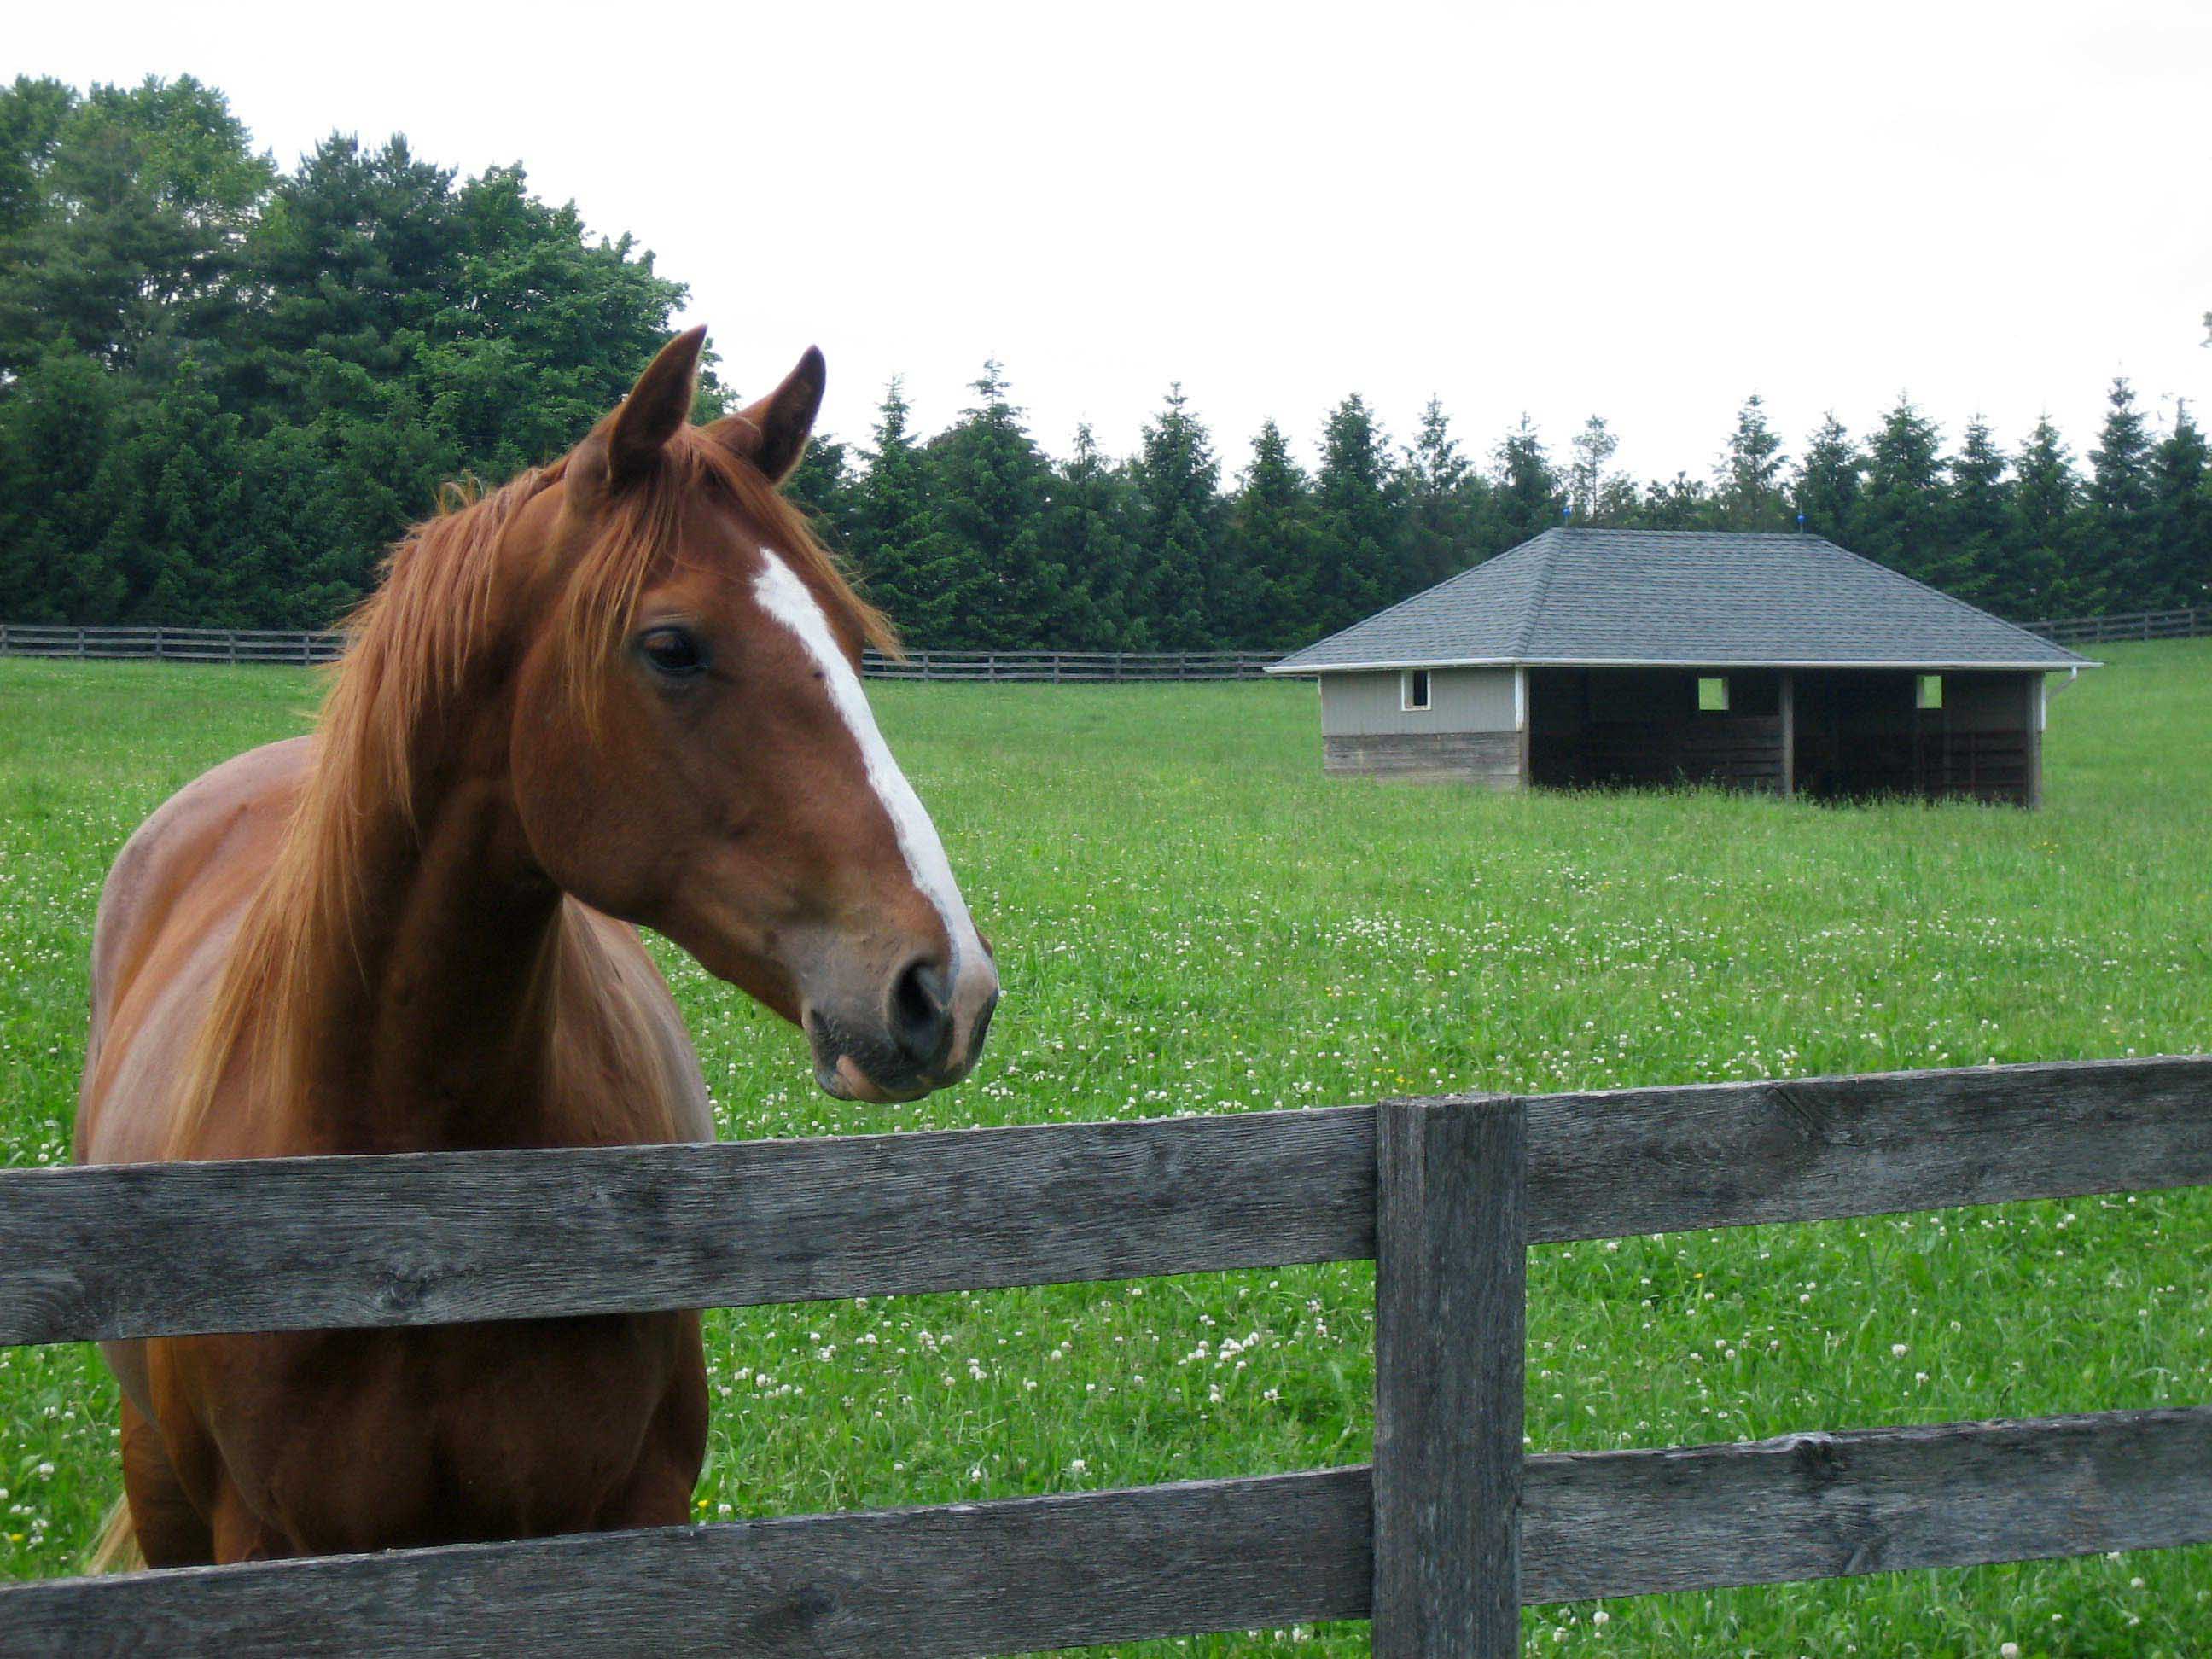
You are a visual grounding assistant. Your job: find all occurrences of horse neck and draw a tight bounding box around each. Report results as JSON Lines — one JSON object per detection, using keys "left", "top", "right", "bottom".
{"left": 279, "top": 687, "right": 573, "bottom": 1155}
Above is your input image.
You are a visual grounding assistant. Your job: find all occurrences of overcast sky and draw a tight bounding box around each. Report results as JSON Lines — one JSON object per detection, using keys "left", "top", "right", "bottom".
{"left": 18, "top": 1, "right": 2212, "bottom": 485}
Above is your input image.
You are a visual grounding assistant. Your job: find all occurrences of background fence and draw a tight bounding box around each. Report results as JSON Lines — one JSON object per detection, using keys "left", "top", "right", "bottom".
{"left": 1, "top": 1054, "right": 2209, "bottom": 1655}
{"left": 2023, "top": 606, "right": 2209, "bottom": 646}
{"left": 0, "top": 626, "right": 1291, "bottom": 681}
{"left": 4, "top": 613, "right": 2210, "bottom": 673}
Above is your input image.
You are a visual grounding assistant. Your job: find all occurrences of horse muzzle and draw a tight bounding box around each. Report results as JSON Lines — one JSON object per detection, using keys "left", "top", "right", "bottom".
{"left": 804, "top": 950, "right": 999, "bottom": 1103}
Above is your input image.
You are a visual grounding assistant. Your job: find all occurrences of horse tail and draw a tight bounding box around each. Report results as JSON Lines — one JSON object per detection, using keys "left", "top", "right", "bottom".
{"left": 84, "top": 1499, "right": 143, "bottom": 1574}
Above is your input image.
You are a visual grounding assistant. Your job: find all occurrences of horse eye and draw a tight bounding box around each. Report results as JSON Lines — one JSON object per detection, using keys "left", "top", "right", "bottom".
{"left": 637, "top": 626, "right": 707, "bottom": 679}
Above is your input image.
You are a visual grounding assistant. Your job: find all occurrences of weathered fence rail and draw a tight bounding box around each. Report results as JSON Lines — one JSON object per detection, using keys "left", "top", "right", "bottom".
{"left": 1, "top": 1053, "right": 2209, "bottom": 1655}
{"left": 2022, "top": 605, "right": 2209, "bottom": 646}
{"left": 0, "top": 625, "right": 1294, "bottom": 681}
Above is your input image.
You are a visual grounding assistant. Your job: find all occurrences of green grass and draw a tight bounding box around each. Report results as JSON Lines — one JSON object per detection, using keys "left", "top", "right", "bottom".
{"left": 3, "top": 644, "right": 2210, "bottom": 1656}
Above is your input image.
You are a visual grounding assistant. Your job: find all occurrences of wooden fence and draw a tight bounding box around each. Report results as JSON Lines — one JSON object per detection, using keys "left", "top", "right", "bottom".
{"left": 0, "top": 626, "right": 1291, "bottom": 681}
{"left": 1, "top": 1054, "right": 2208, "bottom": 1655}
{"left": 2023, "top": 606, "right": 2209, "bottom": 646}
{"left": 8, "top": 612, "right": 2210, "bottom": 671}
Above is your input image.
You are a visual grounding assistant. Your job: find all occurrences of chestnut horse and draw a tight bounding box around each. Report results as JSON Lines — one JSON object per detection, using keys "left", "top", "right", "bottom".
{"left": 74, "top": 328, "right": 998, "bottom": 1566}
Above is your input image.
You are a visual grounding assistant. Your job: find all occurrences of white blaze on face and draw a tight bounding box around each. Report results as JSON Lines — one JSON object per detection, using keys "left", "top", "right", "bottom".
{"left": 752, "top": 549, "right": 987, "bottom": 1009}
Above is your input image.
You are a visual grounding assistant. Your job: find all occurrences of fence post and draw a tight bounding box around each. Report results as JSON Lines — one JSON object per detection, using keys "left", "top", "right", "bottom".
{"left": 1373, "top": 1095, "right": 1527, "bottom": 1657}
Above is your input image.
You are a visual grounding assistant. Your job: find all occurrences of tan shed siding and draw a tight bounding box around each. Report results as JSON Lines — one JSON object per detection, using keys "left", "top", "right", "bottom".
{"left": 1319, "top": 668, "right": 1521, "bottom": 736}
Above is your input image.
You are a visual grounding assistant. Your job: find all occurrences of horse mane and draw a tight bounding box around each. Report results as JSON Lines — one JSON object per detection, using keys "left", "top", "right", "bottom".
{"left": 167, "top": 425, "right": 894, "bottom": 1155}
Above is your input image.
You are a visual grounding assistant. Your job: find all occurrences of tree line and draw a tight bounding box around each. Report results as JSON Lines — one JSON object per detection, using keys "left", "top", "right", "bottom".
{"left": 3, "top": 75, "right": 2207, "bottom": 649}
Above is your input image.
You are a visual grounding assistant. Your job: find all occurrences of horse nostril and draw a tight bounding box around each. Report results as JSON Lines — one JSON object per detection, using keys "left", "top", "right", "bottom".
{"left": 888, "top": 958, "right": 952, "bottom": 1068}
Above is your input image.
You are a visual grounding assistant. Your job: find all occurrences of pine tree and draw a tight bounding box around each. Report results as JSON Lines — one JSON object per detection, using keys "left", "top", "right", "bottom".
{"left": 1230, "top": 420, "right": 1321, "bottom": 645}
{"left": 1567, "top": 415, "right": 1633, "bottom": 527}
{"left": 1402, "top": 398, "right": 1481, "bottom": 587}
{"left": 852, "top": 377, "right": 969, "bottom": 645}
{"left": 784, "top": 432, "right": 857, "bottom": 547}
{"left": 2149, "top": 401, "right": 2210, "bottom": 609}
{"left": 1713, "top": 394, "right": 1790, "bottom": 529}
{"left": 2008, "top": 416, "right": 2078, "bottom": 619}
{"left": 1792, "top": 415, "right": 1862, "bottom": 539}
{"left": 926, "top": 359, "right": 1073, "bottom": 647}
{"left": 1130, "top": 384, "right": 1222, "bottom": 649}
{"left": 96, "top": 356, "right": 254, "bottom": 622}
{"left": 1938, "top": 417, "right": 2011, "bottom": 607}
{"left": 1854, "top": 397, "right": 1945, "bottom": 581}
{"left": 0, "top": 343, "right": 125, "bottom": 620}
{"left": 1310, "top": 394, "right": 1406, "bottom": 633}
{"left": 1491, "top": 415, "right": 1564, "bottom": 547}
{"left": 1638, "top": 472, "right": 1712, "bottom": 530}
{"left": 1043, "top": 425, "right": 1146, "bottom": 648}
{"left": 2086, "top": 377, "right": 2157, "bottom": 609}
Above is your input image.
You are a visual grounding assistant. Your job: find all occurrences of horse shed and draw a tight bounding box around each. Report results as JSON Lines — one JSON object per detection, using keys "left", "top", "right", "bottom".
{"left": 1268, "top": 529, "right": 2093, "bottom": 806}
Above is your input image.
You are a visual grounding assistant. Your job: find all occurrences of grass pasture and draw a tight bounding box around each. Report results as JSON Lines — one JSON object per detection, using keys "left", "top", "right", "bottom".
{"left": 3, "top": 643, "right": 2211, "bottom": 1656}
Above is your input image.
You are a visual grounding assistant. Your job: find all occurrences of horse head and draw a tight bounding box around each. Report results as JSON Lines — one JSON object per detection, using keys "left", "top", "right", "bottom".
{"left": 506, "top": 329, "right": 998, "bottom": 1103}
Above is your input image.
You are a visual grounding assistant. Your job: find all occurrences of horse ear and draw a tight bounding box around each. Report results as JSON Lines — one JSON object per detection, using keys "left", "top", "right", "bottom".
{"left": 706, "top": 347, "right": 826, "bottom": 484}
{"left": 576, "top": 326, "right": 707, "bottom": 495}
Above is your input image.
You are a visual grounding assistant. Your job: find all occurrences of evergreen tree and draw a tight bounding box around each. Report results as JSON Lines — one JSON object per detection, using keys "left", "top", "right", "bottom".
{"left": 1638, "top": 472, "right": 1712, "bottom": 530}
{"left": 1230, "top": 420, "right": 1321, "bottom": 645}
{"left": 1792, "top": 414, "right": 1862, "bottom": 539}
{"left": 1129, "top": 384, "right": 1222, "bottom": 649}
{"left": 1853, "top": 397, "right": 1945, "bottom": 582}
{"left": 2149, "top": 402, "right": 2210, "bottom": 608}
{"left": 2085, "top": 376, "right": 2157, "bottom": 609}
{"left": 230, "top": 133, "right": 458, "bottom": 399}
{"left": 1042, "top": 426, "right": 1147, "bottom": 648}
{"left": 1568, "top": 415, "right": 1624, "bottom": 526}
{"left": 0, "top": 343, "right": 125, "bottom": 620}
{"left": 2007, "top": 416, "right": 2078, "bottom": 618}
{"left": 1401, "top": 397, "right": 1481, "bottom": 587}
{"left": 1309, "top": 394, "right": 1406, "bottom": 633}
{"left": 1938, "top": 416, "right": 2011, "bottom": 607}
{"left": 928, "top": 360, "right": 1077, "bottom": 647}
{"left": 95, "top": 356, "right": 255, "bottom": 622}
{"left": 0, "top": 76, "right": 75, "bottom": 238}
{"left": 1491, "top": 415, "right": 1565, "bottom": 547}
{"left": 851, "top": 377, "right": 968, "bottom": 645}
{"left": 1713, "top": 393, "right": 1790, "bottom": 529}
{"left": 784, "top": 431, "right": 858, "bottom": 546}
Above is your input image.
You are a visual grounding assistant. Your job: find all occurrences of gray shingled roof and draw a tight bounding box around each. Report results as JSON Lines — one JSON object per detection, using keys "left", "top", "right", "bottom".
{"left": 1267, "top": 530, "right": 2090, "bottom": 674}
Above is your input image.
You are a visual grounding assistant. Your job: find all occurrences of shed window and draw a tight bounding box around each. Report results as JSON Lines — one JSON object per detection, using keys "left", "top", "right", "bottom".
{"left": 1401, "top": 669, "right": 1431, "bottom": 712}
{"left": 1917, "top": 673, "right": 1944, "bottom": 710}
{"left": 1697, "top": 676, "right": 1730, "bottom": 713}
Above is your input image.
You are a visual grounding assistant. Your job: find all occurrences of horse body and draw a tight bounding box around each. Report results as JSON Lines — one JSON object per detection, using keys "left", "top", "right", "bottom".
{"left": 80, "top": 736, "right": 711, "bottom": 1561}
{"left": 74, "top": 329, "right": 998, "bottom": 1564}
